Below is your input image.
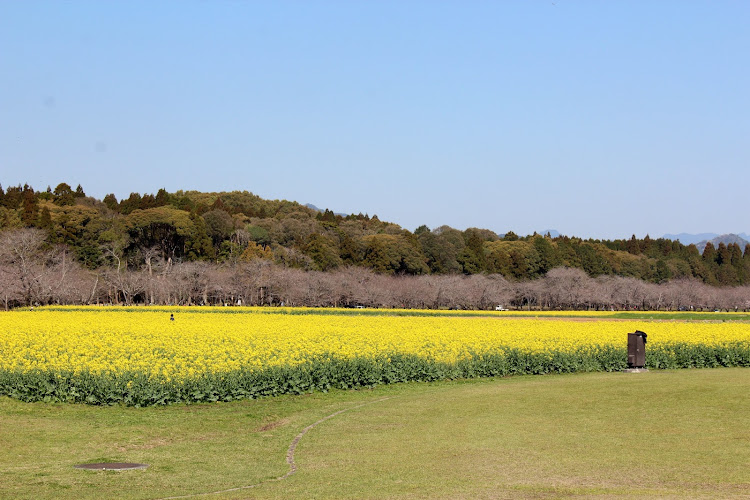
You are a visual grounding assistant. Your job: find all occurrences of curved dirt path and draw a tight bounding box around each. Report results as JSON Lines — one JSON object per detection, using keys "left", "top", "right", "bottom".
{"left": 158, "top": 397, "right": 393, "bottom": 499}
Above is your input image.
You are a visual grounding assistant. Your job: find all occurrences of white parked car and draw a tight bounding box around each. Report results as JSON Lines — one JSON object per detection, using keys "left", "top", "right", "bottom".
{"left": 495, "top": 305, "right": 509, "bottom": 311}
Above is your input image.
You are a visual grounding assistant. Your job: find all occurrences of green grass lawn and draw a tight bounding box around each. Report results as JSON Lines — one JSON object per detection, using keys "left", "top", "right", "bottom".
{"left": 2, "top": 368, "right": 748, "bottom": 499}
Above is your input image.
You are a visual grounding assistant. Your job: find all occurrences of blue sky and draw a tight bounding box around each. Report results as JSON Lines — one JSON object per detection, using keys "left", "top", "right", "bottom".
{"left": 1, "top": 1, "right": 748, "bottom": 240}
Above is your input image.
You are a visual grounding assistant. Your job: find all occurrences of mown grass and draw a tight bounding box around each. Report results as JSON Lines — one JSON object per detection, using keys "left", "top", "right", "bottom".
{"left": 2, "top": 368, "right": 748, "bottom": 499}
{"left": 610, "top": 311, "right": 750, "bottom": 321}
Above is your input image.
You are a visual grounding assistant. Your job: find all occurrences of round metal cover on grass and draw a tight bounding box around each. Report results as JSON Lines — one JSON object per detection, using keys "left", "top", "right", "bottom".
{"left": 74, "top": 462, "right": 149, "bottom": 471}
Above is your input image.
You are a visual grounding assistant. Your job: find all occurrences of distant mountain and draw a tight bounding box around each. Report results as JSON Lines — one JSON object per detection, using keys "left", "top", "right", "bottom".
{"left": 305, "top": 203, "right": 347, "bottom": 217}
{"left": 662, "top": 233, "right": 720, "bottom": 245}
{"left": 695, "top": 234, "right": 750, "bottom": 253}
{"left": 662, "top": 232, "right": 750, "bottom": 252}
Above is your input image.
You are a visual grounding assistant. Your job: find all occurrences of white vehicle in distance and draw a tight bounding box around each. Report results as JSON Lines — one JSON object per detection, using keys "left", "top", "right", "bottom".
{"left": 495, "top": 305, "right": 509, "bottom": 311}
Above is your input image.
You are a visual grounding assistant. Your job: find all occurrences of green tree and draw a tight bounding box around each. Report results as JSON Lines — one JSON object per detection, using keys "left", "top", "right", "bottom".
{"left": 155, "top": 188, "right": 170, "bottom": 207}
{"left": 508, "top": 249, "right": 529, "bottom": 279}
{"left": 715, "top": 242, "right": 737, "bottom": 285}
{"left": 414, "top": 225, "right": 431, "bottom": 236}
{"left": 103, "top": 193, "right": 119, "bottom": 211}
{"left": 532, "top": 236, "right": 560, "bottom": 275}
{"left": 457, "top": 230, "right": 487, "bottom": 274}
{"left": 125, "top": 206, "right": 213, "bottom": 261}
{"left": 729, "top": 243, "right": 745, "bottom": 284}
{"left": 53, "top": 183, "right": 75, "bottom": 206}
{"left": 625, "top": 235, "right": 641, "bottom": 255}
{"left": 1, "top": 185, "right": 23, "bottom": 209}
{"left": 654, "top": 259, "right": 672, "bottom": 283}
{"left": 246, "top": 225, "right": 271, "bottom": 249}
{"left": 304, "top": 233, "right": 342, "bottom": 271}
{"left": 418, "top": 231, "right": 461, "bottom": 274}
{"left": 640, "top": 234, "right": 653, "bottom": 255}
{"left": 362, "top": 234, "right": 428, "bottom": 275}
{"left": 37, "top": 206, "right": 52, "bottom": 230}
{"left": 576, "top": 243, "right": 612, "bottom": 276}
{"left": 716, "top": 242, "right": 730, "bottom": 266}
{"left": 203, "top": 209, "right": 235, "bottom": 247}
{"left": 186, "top": 212, "right": 214, "bottom": 260}
{"left": 119, "top": 193, "right": 143, "bottom": 215}
{"left": 20, "top": 189, "right": 38, "bottom": 226}
{"left": 702, "top": 242, "right": 716, "bottom": 264}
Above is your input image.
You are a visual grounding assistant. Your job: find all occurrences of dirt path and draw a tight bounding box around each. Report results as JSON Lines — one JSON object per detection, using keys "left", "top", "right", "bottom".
{"left": 158, "top": 397, "right": 393, "bottom": 499}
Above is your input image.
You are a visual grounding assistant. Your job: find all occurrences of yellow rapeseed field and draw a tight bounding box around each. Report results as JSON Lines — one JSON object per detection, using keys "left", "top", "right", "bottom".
{"left": 2, "top": 307, "right": 749, "bottom": 380}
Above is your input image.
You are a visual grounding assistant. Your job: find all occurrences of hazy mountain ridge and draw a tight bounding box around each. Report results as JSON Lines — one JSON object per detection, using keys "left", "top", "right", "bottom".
{"left": 694, "top": 234, "right": 750, "bottom": 253}
{"left": 540, "top": 229, "right": 561, "bottom": 238}
{"left": 305, "top": 203, "right": 348, "bottom": 217}
{"left": 663, "top": 232, "right": 750, "bottom": 247}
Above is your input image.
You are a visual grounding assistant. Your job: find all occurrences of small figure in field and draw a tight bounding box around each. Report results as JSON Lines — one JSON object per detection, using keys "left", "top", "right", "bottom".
{"left": 170, "top": 313, "right": 174, "bottom": 321}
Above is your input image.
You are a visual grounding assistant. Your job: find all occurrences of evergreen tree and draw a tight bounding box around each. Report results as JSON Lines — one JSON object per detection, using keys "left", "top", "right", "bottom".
{"left": 654, "top": 259, "right": 672, "bottom": 283}
{"left": 304, "top": 233, "right": 342, "bottom": 271}
{"left": 211, "top": 197, "right": 227, "bottom": 212}
{"left": 53, "top": 183, "right": 75, "bottom": 206}
{"left": 37, "top": 186, "right": 53, "bottom": 201}
{"left": 458, "top": 231, "right": 487, "bottom": 274}
{"left": 715, "top": 242, "right": 738, "bottom": 285}
{"left": 716, "top": 242, "right": 730, "bottom": 266}
{"left": 103, "top": 193, "right": 119, "bottom": 211}
{"left": 119, "top": 193, "right": 142, "bottom": 215}
{"left": 533, "top": 236, "right": 560, "bottom": 275}
{"left": 729, "top": 243, "right": 746, "bottom": 284}
{"left": 140, "top": 194, "right": 157, "bottom": 209}
{"left": 155, "top": 188, "right": 170, "bottom": 207}
{"left": 2, "top": 185, "right": 22, "bottom": 208}
{"left": 338, "top": 232, "right": 362, "bottom": 265}
{"left": 20, "top": 190, "right": 38, "bottom": 226}
{"left": 639, "top": 234, "right": 652, "bottom": 255}
{"left": 37, "top": 206, "right": 52, "bottom": 230}
{"left": 414, "top": 225, "right": 431, "bottom": 235}
{"left": 702, "top": 242, "right": 716, "bottom": 263}
{"left": 486, "top": 247, "right": 511, "bottom": 276}
{"left": 508, "top": 249, "right": 528, "bottom": 279}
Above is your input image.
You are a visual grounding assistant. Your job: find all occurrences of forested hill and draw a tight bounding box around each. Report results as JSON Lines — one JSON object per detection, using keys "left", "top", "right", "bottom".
{"left": 1, "top": 182, "right": 749, "bottom": 286}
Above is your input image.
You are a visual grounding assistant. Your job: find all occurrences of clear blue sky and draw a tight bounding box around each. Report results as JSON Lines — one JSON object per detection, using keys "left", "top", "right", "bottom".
{"left": 2, "top": 1, "right": 748, "bottom": 240}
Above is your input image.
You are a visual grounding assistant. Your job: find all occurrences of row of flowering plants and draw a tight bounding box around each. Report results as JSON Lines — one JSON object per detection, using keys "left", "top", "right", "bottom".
{"left": 1, "top": 308, "right": 749, "bottom": 406}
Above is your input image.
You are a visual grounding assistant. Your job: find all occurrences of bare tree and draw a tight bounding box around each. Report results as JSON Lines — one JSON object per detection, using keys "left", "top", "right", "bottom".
{"left": 543, "top": 267, "right": 592, "bottom": 309}
{"left": 102, "top": 267, "right": 147, "bottom": 305}
{"left": 0, "top": 229, "right": 84, "bottom": 307}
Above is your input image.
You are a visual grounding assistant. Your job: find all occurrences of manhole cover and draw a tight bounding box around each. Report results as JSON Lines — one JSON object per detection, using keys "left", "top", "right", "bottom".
{"left": 74, "top": 462, "right": 149, "bottom": 471}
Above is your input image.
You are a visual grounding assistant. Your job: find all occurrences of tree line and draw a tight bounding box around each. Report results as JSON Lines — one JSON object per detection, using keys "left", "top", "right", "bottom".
{"left": 1, "top": 182, "right": 749, "bottom": 309}
{"left": 2, "top": 228, "right": 749, "bottom": 311}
